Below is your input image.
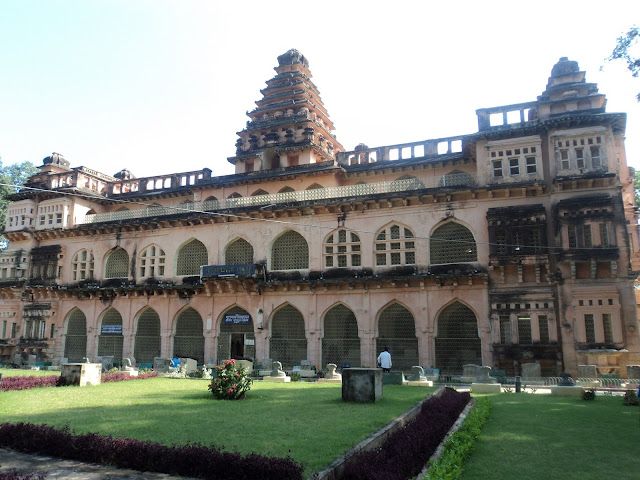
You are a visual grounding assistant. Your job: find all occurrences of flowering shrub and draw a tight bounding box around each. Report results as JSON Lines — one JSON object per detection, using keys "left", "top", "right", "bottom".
{"left": 101, "top": 371, "right": 158, "bottom": 383}
{"left": 0, "top": 375, "right": 59, "bottom": 392}
{"left": 0, "top": 423, "right": 303, "bottom": 480}
{"left": 208, "top": 359, "right": 252, "bottom": 400}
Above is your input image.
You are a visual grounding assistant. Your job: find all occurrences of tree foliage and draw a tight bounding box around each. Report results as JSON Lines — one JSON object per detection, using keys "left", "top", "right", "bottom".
{"left": 0, "top": 158, "right": 38, "bottom": 249}
{"left": 608, "top": 26, "right": 640, "bottom": 101}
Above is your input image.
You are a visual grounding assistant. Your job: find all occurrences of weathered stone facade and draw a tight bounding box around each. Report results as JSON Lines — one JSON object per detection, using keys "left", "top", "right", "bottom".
{"left": 1, "top": 52, "right": 639, "bottom": 376}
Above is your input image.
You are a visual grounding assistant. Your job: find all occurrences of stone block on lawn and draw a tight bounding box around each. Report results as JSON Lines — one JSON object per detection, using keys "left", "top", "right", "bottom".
{"left": 342, "top": 368, "right": 383, "bottom": 402}
{"left": 550, "top": 386, "right": 585, "bottom": 396}
{"left": 62, "top": 363, "right": 102, "bottom": 386}
{"left": 471, "top": 383, "right": 501, "bottom": 393}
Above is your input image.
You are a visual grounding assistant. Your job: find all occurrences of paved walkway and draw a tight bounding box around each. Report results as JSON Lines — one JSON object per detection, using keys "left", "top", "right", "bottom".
{"left": 0, "top": 448, "right": 197, "bottom": 479}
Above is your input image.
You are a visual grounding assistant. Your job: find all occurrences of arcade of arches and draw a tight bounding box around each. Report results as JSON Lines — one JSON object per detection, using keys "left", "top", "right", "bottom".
{"left": 61, "top": 300, "right": 486, "bottom": 372}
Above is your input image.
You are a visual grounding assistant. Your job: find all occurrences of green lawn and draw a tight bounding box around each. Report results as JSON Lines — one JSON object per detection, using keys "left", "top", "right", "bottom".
{"left": 462, "top": 393, "right": 640, "bottom": 480}
{"left": 0, "top": 378, "right": 433, "bottom": 474}
{"left": 0, "top": 368, "right": 59, "bottom": 377}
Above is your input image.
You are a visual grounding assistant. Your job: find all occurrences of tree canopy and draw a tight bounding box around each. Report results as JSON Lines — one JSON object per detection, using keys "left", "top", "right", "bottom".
{"left": 0, "top": 159, "right": 38, "bottom": 249}
{"left": 608, "top": 26, "right": 640, "bottom": 101}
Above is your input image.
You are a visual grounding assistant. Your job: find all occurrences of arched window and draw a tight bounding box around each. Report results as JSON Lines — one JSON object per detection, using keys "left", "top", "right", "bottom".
{"left": 272, "top": 231, "right": 308, "bottom": 270}
{"left": 374, "top": 224, "right": 415, "bottom": 266}
{"left": 324, "top": 229, "right": 361, "bottom": 268}
{"left": 435, "top": 302, "right": 481, "bottom": 374}
{"left": 306, "top": 183, "right": 323, "bottom": 190}
{"left": 134, "top": 308, "right": 161, "bottom": 364}
{"left": 104, "top": 248, "right": 129, "bottom": 279}
{"left": 278, "top": 186, "right": 295, "bottom": 193}
{"left": 270, "top": 304, "right": 306, "bottom": 369}
{"left": 430, "top": 222, "right": 477, "bottom": 264}
{"left": 439, "top": 170, "right": 475, "bottom": 187}
{"left": 227, "top": 192, "right": 242, "bottom": 199}
{"left": 251, "top": 189, "right": 269, "bottom": 196}
{"left": 322, "top": 304, "right": 360, "bottom": 367}
{"left": 176, "top": 239, "right": 208, "bottom": 276}
{"left": 173, "top": 308, "right": 204, "bottom": 363}
{"left": 217, "top": 306, "right": 255, "bottom": 362}
{"left": 139, "top": 245, "right": 166, "bottom": 278}
{"left": 376, "top": 303, "right": 418, "bottom": 370}
{"left": 72, "top": 249, "right": 94, "bottom": 281}
{"left": 392, "top": 175, "right": 425, "bottom": 190}
{"left": 64, "top": 308, "right": 86, "bottom": 362}
{"left": 98, "top": 308, "right": 124, "bottom": 362}
{"left": 225, "top": 238, "right": 254, "bottom": 265}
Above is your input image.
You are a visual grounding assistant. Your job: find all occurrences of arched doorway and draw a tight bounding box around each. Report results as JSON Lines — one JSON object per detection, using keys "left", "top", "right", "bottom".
{"left": 217, "top": 306, "right": 255, "bottom": 362}
{"left": 376, "top": 303, "right": 418, "bottom": 370}
{"left": 173, "top": 308, "right": 204, "bottom": 363}
{"left": 322, "top": 304, "right": 360, "bottom": 368}
{"left": 64, "top": 308, "right": 87, "bottom": 362}
{"left": 97, "top": 308, "right": 124, "bottom": 363}
{"left": 435, "top": 302, "right": 481, "bottom": 374}
{"left": 270, "top": 304, "right": 306, "bottom": 369}
{"left": 134, "top": 308, "right": 161, "bottom": 365}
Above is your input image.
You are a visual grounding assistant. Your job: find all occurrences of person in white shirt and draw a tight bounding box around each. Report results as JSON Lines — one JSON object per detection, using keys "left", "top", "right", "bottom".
{"left": 377, "top": 347, "right": 392, "bottom": 372}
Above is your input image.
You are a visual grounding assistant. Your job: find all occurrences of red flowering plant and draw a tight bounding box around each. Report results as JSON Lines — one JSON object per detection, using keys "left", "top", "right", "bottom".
{"left": 208, "top": 359, "right": 253, "bottom": 400}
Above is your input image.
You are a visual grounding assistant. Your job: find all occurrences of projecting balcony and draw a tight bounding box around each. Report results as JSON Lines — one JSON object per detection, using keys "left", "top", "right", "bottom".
{"left": 79, "top": 177, "right": 435, "bottom": 225}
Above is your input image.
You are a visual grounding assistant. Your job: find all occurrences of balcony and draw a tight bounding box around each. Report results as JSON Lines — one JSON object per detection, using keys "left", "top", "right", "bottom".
{"left": 200, "top": 264, "right": 261, "bottom": 280}
{"left": 79, "top": 177, "right": 434, "bottom": 225}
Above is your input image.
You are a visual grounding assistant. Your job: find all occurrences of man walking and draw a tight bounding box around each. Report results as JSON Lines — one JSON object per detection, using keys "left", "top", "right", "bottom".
{"left": 377, "top": 346, "right": 392, "bottom": 373}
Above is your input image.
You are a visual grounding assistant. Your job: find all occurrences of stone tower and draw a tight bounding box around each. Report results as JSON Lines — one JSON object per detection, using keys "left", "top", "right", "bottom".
{"left": 228, "top": 49, "right": 343, "bottom": 173}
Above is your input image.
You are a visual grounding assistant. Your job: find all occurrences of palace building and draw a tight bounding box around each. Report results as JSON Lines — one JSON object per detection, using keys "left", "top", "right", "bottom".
{"left": 1, "top": 50, "right": 639, "bottom": 377}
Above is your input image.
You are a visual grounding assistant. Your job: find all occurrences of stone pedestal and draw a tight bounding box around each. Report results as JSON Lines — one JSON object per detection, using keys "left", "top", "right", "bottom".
{"left": 342, "top": 368, "right": 383, "bottom": 402}
{"left": 471, "top": 383, "right": 501, "bottom": 393}
{"left": 406, "top": 379, "right": 433, "bottom": 387}
{"left": 318, "top": 363, "right": 342, "bottom": 383}
{"left": 461, "top": 364, "right": 480, "bottom": 383}
{"left": 550, "top": 386, "right": 585, "bottom": 396}
{"left": 61, "top": 363, "right": 102, "bottom": 386}
{"left": 262, "top": 375, "right": 291, "bottom": 383}
{"left": 625, "top": 365, "right": 640, "bottom": 379}
{"left": 180, "top": 358, "right": 198, "bottom": 374}
{"left": 263, "top": 361, "right": 290, "bottom": 382}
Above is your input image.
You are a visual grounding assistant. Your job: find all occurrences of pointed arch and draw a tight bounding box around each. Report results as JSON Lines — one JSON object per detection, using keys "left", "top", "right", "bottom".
{"left": 217, "top": 305, "right": 255, "bottom": 361}
{"left": 322, "top": 303, "right": 360, "bottom": 368}
{"left": 104, "top": 247, "right": 129, "bottom": 279}
{"left": 278, "top": 186, "right": 295, "bottom": 193}
{"left": 434, "top": 301, "right": 481, "bottom": 374}
{"left": 72, "top": 249, "right": 94, "bottom": 281}
{"left": 227, "top": 192, "right": 242, "bottom": 199}
{"left": 306, "top": 183, "right": 323, "bottom": 190}
{"left": 251, "top": 189, "right": 269, "bottom": 196}
{"left": 270, "top": 303, "right": 306, "bottom": 369}
{"left": 64, "top": 308, "right": 87, "bottom": 362}
{"left": 173, "top": 307, "right": 204, "bottom": 363}
{"left": 376, "top": 302, "right": 418, "bottom": 370}
{"left": 324, "top": 228, "right": 361, "bottom": 268}
{"left": 134, "top": 307, "right": 161, "bottom": 364}
{"left": 97, "top": 307, "right": 124, "bottom": 362}
{"left": 176, "top": 238, "right": 208, "bottom": 275}
{"left": 430, "top": 221, "right": 477, "bottom": 264}
{"left": 139, "top": 244, "right": 166, "bottom": 278}
{"left": 374, "top": 223, "right": 416, "bottom": 267}
{"left": 203, "top": 196, "right": 219, "bottom": 211}
{"left": 272, "top": 230, "right": 308, "bottom": 270}
{"left": 225, "top": 238, "right": 254, "bottom": 265}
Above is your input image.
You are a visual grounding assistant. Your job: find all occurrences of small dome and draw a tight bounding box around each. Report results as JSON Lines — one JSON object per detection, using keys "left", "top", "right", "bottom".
{"left": 551, "top": 57, "right": 579, "bottom": 77}
{"left": 277, "top": 49, "right": 309, "bottom": 68}
{"left": 113, "top": 169, "right": 135, "bottom": 180}
{"left": 42, "top": 152, "right": 70, "bottom": 168}
{"left": 354, "top": 143, "right": 369, "bottom": 152}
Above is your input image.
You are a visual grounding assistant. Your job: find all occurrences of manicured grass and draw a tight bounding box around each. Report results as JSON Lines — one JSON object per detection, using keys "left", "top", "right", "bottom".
{"left": 461, "top": 393, "right": 640, "bottom": 480}
{"left": 0, "top": 378, "right": 434, "bottom": 474}
{"left": 0, "top": 368, "right": 58, "bottom": 377}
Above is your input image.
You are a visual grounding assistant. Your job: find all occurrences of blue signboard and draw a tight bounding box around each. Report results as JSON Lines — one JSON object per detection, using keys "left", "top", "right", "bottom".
{"left": 101, "top": 324, "right": 123, "bottom": 334}
{"left": 223, "top": 313, "right": 251, "bottom": 325}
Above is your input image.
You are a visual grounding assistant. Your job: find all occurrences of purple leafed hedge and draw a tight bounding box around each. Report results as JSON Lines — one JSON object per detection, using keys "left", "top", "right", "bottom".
{"left": 101, "top": 371, "right": 158, "bottom": 383}
{"left": 342, "top": 388, "right": 471, "bottom": 480}
{"left": 0, "top": 375, "right": 59, "bottom": 392}
{"left": 0, "top": 423, "right": 303, "bottom": 480}
{"left": 0, "top": 471, "right": 46, "bottom": 480}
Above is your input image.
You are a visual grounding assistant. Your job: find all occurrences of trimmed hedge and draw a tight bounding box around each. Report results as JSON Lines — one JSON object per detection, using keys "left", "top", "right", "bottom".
{"left": 0, "top": 375, "right": 59, "bottom": 391}
{"left": 423, "top": 397, "right": 490, "bottom": 479}
{"left": 342, "top": 388, "right": 471, "bottom": 480}
{"left": 0, "top": 423, "right": 303, "bottom": 480}
{"left": 101, "top": 371, "right": 158, "bottom": 383}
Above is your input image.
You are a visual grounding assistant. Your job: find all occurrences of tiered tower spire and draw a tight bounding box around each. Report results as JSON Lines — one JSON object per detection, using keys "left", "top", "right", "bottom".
{"left": 228, "top": 49, "right": 343, "bottom": 173}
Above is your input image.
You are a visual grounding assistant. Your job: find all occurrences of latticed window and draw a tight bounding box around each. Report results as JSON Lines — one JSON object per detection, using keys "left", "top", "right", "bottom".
{"left": 64, "top": 308, "right": 87, "bottom": 362}
{"left": 225, "top": 239, "right": 254, "bottom": 265}
{"left": 538, "top": 315, "right": 549, "bottom": 343}
{"left": 430, "top": 222, "right": 477, "bottom": 264}
{"left": 603, "top": 313, "right": 613, "bottom": 344}
{"left": 98, "top": 308, "right": 124, "bottom": 362}
{"left": 217, "top": 306, "right": 255, "bottom": 362}
{"left": 439, "top": 170, "right": 475, "bottom": 187}
{"left": 584, "top": 314, "right": 595, "bottom": 343}
{"left": 376, "top": 303, "right": 418, "bottom": 370}
{"left": 324, "top": 229, "right": 361, "bottom": 268}
{"left": 322, "top": 304, "right": 360, "bottom": 367}
{"left": 272, "top": 231, "right": 308, "bottom": 270}
{"left": 72, "top": 249, "right": 94, "bottom": 281}
{"left": 435, "top": 302, "right": 480, "bottom": 374}
{"left": 375, "top": 224, "right": 415, "bottom": 266}
{"left": 499, "top": 315, "right": 511, "bottom": 344}
{"left": 517, "top": 316, "right": 532, "bottom": 344}
{"left": 176, "top": 239, "right": 208, "bottom": 276}
{"left": 270, "top": 304, "right": 307, "bottom": 369}
{"left": 391, "top": 175, "right": 425, "bottom": 190}
{"left": 134, "top": 308, "right": 161, "bottom": 364}
{"left": 139, "top": 245, "right": 166, "bottom": 278}
{"left": 104, "top": 248, "right": 129, "bottom": 279}
{"left": 173, "top": 308, "right": 204, "bottom": 363}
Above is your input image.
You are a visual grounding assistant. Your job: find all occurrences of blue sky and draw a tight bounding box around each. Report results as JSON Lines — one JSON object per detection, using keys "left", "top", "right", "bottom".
{"left": 1, "top": 1, "right": 639, "bottom": 177}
